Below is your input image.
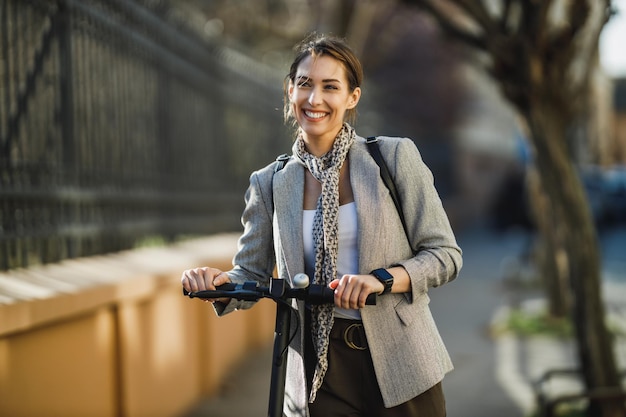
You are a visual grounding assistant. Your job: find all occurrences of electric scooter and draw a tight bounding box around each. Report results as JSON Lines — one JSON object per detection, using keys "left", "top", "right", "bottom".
{"left": 184, "top": 274, "right": 376, "bottom": 417}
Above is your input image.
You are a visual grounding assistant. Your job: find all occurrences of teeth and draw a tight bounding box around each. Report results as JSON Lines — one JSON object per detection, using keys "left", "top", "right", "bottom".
{"left": 304, "top": 110, "right": 326, "bottom": 119}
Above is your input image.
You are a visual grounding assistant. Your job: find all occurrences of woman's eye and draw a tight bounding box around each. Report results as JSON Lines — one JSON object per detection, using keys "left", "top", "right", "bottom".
{"left": 324, "top": 85, "right": 338, "bottom": 90}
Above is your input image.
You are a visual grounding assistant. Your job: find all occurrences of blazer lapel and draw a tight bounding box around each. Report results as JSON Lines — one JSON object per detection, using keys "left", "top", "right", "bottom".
{"left": 272, "top": 160, "right": 305, "bottom": 279}
{"left": 349, "top": 141, "right": 386, "bottom": 273}
{"left": 271, "top": 140, "right": 386, "bottom": 279}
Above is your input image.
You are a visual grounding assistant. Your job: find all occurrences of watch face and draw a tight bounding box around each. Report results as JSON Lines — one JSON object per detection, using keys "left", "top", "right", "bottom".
{"left": 372, "top": 268, "right": 393, "bottom": 293}
{"left": 373, "top": 268, "right": 393, "bottom": 280}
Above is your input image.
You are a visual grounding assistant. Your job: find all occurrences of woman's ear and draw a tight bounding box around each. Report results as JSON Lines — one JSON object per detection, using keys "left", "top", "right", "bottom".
{"left": 348, "top": 87, "right": 361, "bottom": 109}
{"left": 288, "top": 80, "right": 295, "bottom": 100}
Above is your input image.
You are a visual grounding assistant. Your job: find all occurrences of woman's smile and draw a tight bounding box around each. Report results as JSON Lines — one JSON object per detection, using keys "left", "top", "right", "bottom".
{"left": 303, "top": 109, "right": 328, "bottom": 120}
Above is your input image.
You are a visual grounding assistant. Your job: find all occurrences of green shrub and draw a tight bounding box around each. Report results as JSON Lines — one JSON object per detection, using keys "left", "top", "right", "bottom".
{"left": 505, "top": 309, "right": 574, "bottom": 338}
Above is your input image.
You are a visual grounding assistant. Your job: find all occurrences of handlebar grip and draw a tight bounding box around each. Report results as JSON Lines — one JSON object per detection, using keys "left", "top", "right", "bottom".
{"left": 183, "top": 283, "right": 239, "bottom": 297}
{"left": 306, "top": 285, "right": 377, "bottom": 305}
{"left": 215, "top": 283, "right": 238, "bottom": 291}
{"left": 366, "top": 293, "right": 377, "bottom": 305}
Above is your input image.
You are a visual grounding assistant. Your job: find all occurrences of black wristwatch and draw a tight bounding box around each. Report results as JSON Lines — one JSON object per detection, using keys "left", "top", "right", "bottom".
{"left": 370, "top": 268, "right": 394, "bottom": 295}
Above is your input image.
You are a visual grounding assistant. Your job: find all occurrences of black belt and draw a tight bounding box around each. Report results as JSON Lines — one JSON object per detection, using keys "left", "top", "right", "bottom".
{"left": 304, "top": 309, "right": 369, "bottom": 352}
{"left": 332, "top": 318, "right": 368, "bottom": 350}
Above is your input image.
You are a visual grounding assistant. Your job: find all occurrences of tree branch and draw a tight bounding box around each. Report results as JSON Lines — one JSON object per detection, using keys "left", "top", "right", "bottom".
{"left": 500, "top": 0, "right": 513, "bottom": 32}
{"left": 568, "top": 0, "right": 592, "bottom": 39}
{"left": 402, "top": 0, "right": 488, "bottom": 51}
{"left": 450, "top": 0, "right": 498, "bottom": 36}
{"left": 548, "top": 0, "right": 591, "bottom": 81}
{"left": 566, "top": 0, "right": 612, "bottom": 101}
{"left": 518, "top": 0, "right": 551, "bottom": 41}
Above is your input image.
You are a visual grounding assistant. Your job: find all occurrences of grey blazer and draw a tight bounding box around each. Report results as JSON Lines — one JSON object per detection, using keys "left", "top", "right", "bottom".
{"left": 217, "top": 135, "right": 462, "bottom": 416}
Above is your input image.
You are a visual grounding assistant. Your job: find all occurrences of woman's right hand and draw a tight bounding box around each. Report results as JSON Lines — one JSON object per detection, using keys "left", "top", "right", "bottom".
{"left": 181, "top": 267, "right": 232, "bottom": 303}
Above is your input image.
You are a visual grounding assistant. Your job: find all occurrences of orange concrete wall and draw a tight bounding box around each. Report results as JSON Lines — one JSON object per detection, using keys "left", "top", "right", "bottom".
{"left": 0, "top": 234, "right": 276, "bottom": 417}
{"left": 0, "top": 307, "right": 118, "bottom": 417}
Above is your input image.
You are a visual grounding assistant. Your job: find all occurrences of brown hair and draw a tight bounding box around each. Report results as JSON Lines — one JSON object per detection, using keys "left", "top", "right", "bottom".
{"left": 283, "top": 33, "right": 363, "bottom": 126}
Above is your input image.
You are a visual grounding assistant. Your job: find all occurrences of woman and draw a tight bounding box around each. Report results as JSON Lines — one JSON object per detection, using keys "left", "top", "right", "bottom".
{"left": 182, "top": 33, "right": 462, "bottom": 417}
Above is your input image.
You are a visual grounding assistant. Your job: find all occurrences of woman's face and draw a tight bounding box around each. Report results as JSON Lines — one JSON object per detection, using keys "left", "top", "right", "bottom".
{"left": 289, "top": 54, "right": 361, "bottom": 152}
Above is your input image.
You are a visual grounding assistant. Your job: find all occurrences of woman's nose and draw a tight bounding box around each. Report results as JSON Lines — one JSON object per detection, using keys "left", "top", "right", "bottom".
{"left": 308, "top": 88, "right": 322, "bottom": 105}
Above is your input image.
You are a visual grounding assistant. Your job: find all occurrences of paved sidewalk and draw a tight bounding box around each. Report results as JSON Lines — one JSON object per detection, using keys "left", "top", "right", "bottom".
{"left": 182, "top": 227, "right": 626, "bottom": 417}
{"left": 435, "top": 228, "right": 626, "bottom": 417}
{"left": 428, "top": 228, "right": 530, "bottom": 417}
{"left": 183, "top": 345, "right": 274, "bottom": 417}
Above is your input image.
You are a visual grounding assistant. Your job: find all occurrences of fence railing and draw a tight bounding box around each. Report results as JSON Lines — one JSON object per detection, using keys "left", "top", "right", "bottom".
{"left": 0, "top": 0, "right": 290, "bottom": 270}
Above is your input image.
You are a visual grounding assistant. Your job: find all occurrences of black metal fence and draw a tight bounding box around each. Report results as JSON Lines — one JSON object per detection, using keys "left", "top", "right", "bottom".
{"left": 0, "top": 0, "right": 290, "bottom": 270}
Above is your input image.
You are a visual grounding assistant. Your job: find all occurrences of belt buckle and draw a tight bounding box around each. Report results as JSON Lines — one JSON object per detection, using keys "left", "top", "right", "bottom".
{"left": 343, "top": 323, "right": 367, "bottom": 350}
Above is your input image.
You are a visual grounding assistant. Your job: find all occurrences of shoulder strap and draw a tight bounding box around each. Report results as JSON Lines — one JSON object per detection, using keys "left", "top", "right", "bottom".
{"left": 274, "top": 154, "right": 290, "bottom": 173}
{"left": 272, "top": 153, "right": 291, "bottom": 214}
{"left": 366, "top": 137, "right": 409, "bottom": 240}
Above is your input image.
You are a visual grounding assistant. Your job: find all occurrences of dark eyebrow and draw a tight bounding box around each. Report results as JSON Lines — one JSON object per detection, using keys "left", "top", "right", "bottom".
{"left": 295, "top": 75, "right": 341, "bottom": 84}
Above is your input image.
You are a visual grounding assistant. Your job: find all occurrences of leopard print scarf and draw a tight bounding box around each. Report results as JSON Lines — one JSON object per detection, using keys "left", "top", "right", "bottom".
{"left": 292, "top": 123, "right": 355, "bottom": 402}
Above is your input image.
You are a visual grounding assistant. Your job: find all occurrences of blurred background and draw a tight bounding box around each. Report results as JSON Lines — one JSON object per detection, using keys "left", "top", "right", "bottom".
{"left": 1, "top": 0, "right": 625, "bottom": 416}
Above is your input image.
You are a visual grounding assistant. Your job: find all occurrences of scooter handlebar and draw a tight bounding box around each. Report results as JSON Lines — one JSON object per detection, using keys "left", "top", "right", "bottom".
{"left": 183, "top": 281, "right": 376, "bottom": 305}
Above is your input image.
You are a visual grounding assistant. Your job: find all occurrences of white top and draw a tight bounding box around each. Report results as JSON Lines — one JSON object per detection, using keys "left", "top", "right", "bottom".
{"left": 303, "top": 202, "right": 361, "bottom": 320}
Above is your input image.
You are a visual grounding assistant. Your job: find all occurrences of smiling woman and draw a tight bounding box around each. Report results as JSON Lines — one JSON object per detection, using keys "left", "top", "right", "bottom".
{"left": 287, "top": 54, "right": 361, "bottom": 156}
{"left": 181, "top": 32, "right": 463, "bottom": 417}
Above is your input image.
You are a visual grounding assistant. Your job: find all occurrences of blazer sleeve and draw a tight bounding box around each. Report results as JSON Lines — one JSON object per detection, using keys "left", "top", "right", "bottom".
{"left": 387, "top": 137, "right": 463, "bottom": 301}
{"left": 214, "top": 165, "right": 277, "bottom": 315}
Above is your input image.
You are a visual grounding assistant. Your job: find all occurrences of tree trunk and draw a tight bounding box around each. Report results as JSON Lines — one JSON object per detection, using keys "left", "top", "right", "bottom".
{"left": 395, "top": 0, "right": 623, "bottom": 413}
{"left": 526, "top": 102, "right": 624, "bottom": 417}
{"left": 526, "top": 166, "right": 571, "bottom": 317}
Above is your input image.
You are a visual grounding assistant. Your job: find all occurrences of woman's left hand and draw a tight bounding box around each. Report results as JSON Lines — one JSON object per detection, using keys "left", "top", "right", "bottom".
{"left": 329, "top": 274, "right": 384, "bottom": 309}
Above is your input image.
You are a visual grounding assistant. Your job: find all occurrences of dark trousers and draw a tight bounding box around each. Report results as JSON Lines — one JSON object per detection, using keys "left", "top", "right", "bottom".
{"left": 305, "top": 317, "right": 446, "bottom": 417}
